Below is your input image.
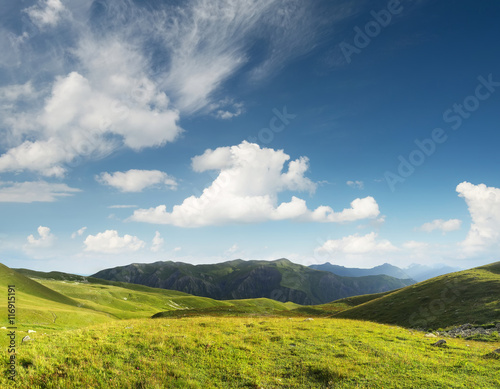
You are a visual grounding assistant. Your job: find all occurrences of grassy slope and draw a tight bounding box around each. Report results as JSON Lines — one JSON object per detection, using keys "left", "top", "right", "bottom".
{"left": 1, "top": 263, "right": 500, "bottom": 387}
{"left": 0, "top": 264, "right": 113, "bottom": 330}
{"left": 334, "top": 262, "right": 500, "bottom": 329}
{"left": 1, "top": 317, "right": 498, "bottom": 388}
{"left": 9, "top": 265, "right": 298, "bottom": 323}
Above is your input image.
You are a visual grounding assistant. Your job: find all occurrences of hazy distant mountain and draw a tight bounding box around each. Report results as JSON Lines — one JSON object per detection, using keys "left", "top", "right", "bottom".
{"left": 92, "top": 259, "right": 415, "bottom": 305}
{"left": 404, "top": 263, "right": 461, "bottom": 282}
{"left": 310, "top": 263, "right": 412, "bottom": 280}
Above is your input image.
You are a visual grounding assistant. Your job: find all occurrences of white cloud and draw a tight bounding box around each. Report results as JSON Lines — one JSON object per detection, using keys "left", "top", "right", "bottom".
{"left": 315, "top": 232, "right": 397, "bottom": 256}
{"left": 403, "top": 240, "right": 429, "bottom": 250}
{"left": 0, "top": 181, "right": 80, "bottom": 203}
{"left": 151, "top": 231, "right": 164, "bottom": 252}
{"left": 210, "top": 100, "right": 244, "bottom": 120}
{"left": 419, "top": 218, "right": 462, "bottom": 233}
{"left": 457, "top": 181, "right": 500, "bottom": 253}
{"left": 0, "top": 82, "right": 36, "bottom": 102}
{"left": 131, "top": 141, "right": 380, "bottom": 227}
{"left": 26, "top": 226, "right": 55, "bottom": 248}
{"left": 25, "top": 0, "right": 67, "bottom": 28}
{"left": 97, "top": 169, "right": 177, "bottom": 192}
{"left": 0, "top": 43, "right": 182, "bottom": 176}
{"left": 71, "top": 227, "right": 87, "bottom": 239}
{"left": 154, "top": 0, "right": 315, "bottom": 112}
{"left": 347, "top": 180, "right": 364, "bottom": 189}
{"left": 1, "top": 0, "right": 325, "bottom": 176}
{"left": 84, "top": 230, "right": 145, "bottom": 254}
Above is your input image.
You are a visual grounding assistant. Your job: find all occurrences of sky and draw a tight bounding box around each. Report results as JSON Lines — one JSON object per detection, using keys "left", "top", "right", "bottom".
{"left": 0, "top": 0, "right": 499, "bottom": 275}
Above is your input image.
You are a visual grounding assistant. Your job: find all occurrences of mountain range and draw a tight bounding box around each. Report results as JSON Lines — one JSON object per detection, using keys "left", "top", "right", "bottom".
{"left": 91, "top": 258, "right": 415, "bottom": 305}
{"left": 310, "top": 262, "right": 460, "bottom": 282}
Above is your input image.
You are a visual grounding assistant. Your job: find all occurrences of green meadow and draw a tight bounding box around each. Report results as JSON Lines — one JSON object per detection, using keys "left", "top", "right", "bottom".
{"left": 0, "top": 263, "right": 499, "bottom": 388}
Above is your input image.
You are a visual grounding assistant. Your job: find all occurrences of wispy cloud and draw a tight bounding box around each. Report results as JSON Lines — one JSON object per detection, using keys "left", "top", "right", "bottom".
{"left": 347, "top": 180, "right": 364, "bottom": 189}
{"left": 419, "top": 218, "right": 461, "bottom": 234}
{"left": 71, "top": 226, "right": 87, "bottom": 239}
{"left": 25, "top": 0, "right": 67, "bottom": 28}
{"left": 151, "top": 231, "right": 164, "bottom": 252}
{"left": 0, "top": 181, "right": 80, "bottom": 202}
{"left": 97, "top": 169, "right": 177, "bottom": 192}
{"left": 0, "top": 0, "right": 323, "bottom": 177}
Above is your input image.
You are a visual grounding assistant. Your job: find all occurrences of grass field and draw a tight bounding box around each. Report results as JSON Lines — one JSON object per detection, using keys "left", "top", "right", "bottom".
{"left": 1, "top": 317, "right": 499, "bottom": 388}
{"left": 1, "top": 263, "right": 499, "bottom": 388}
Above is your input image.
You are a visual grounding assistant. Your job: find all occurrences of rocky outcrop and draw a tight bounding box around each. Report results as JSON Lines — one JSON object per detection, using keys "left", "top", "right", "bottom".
{"left": 435, "top": 323, "right": 500, "bottom": 338}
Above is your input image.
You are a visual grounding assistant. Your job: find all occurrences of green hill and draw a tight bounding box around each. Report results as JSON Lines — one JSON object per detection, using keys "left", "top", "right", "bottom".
{"left": 334, "top": 261, "right": 500, "bottom": 329}
{"left": 92, "top": 258, "right": 415, "bottom": 305}
{"left": 12, "top": 265, "right": 299, "bottom": 323}
{"left": 0, "top": 263, "right": 113, "bottom": 330}
{"left": 0, "top": 263, "right": 80, "bottom": 307}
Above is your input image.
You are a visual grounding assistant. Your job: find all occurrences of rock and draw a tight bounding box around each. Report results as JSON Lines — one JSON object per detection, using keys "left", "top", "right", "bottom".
{"left": 22, "top": 336, "right": 31, "bottom": 343}
{"left": 432, "top": 339, "right": 447, "bottom": 347}
{"left": 28, "top": 330, "right": 36, "bottom": 333}
{"left": 304, "top": 318, "right": 314, "bottom": 321}
{"left": 425, "top": 333, "right": 437, "bottom": 338}
{"left": 493, "top": 349, "right": 500, "bottom": 354}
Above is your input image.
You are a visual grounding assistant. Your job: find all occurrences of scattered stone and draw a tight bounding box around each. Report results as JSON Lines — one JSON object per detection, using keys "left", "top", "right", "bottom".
{"left": 304, "top": 318, "right": 314, "bottom": 321}
{"left": 493, "top": 349, "right": 500, "bottom": 354}
{"left": 432, "top": 339, "right": 447, "bottom": 347}
{"left": 28, "top": 330, "right": 36, "bottom": 333}
{"left": 432, "top": 322, "right": 500, "bottom": 339}
{"left": 425, "top": 333, "right": 437, "bottom": 338}
{"left": 22, "top": 336, "right": 31, "bottom": 343}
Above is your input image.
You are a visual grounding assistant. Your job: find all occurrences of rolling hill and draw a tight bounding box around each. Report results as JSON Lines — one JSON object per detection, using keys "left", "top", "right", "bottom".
{"left": 333, "top": 261, "right": 500, "bottom": 329}
{"left": 92, "top": 258, "right": 415, "bottom": 305}
{"left": 12, "top": 265, "right": 300, "bottom": 323}
{"left": 0, "top": 263, "right": 114, "bottom": 329}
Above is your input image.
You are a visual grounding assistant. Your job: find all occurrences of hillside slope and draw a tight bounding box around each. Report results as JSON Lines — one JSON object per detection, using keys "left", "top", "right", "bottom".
{"left": 15, "top": 266, "right": 299, "bottom": 321}
{"left": 92, "top": 258, "right": 415, "bottom": 304}
{"left": 0, "top": 263, "right": 113, "bottom": 329}
{"left": 334, "top": 261, "right": 500, "bottom": 329}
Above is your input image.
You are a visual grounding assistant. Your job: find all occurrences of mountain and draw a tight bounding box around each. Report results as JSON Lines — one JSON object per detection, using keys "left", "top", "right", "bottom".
{"left": 92, "top": 258, "right": 415, "bottom": 305}
{"left": 333, "top": 261, "right": 500, "bottom": 329}
{"left": 404, "top": 263, "right": 461, "bottom": 282}
{"left": 310, "top": 262, "right": 412, "bottom": 280}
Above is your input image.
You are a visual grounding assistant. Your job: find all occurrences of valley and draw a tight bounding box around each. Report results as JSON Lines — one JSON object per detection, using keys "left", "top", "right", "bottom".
{"left": 0, "top": 261, "right": 498, "bottom": 388}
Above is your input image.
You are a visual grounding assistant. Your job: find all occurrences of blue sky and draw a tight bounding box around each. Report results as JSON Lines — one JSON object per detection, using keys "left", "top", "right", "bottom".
{"left": 1, "top": 0, "right": 499, "bottom": 275}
